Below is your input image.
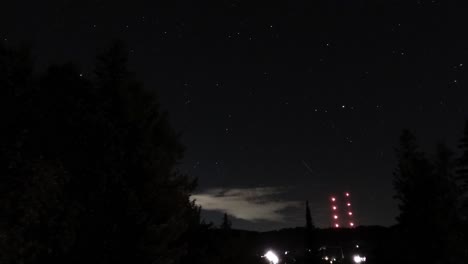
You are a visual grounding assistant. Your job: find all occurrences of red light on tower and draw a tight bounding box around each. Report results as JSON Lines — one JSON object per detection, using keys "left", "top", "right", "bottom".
{"left": 330, "top": 195, "right": 340, "bottom": 228}
{"left": 344, "top": 192, "right": 356, "bottom": 228}
{"left": 329, "top": 192, "right": 357, "bottom": 228}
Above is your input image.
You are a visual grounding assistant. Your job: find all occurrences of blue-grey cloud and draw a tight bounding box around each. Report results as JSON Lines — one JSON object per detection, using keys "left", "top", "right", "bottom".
{"left": 192, "top": 187, "right": 300, "bottom": 222}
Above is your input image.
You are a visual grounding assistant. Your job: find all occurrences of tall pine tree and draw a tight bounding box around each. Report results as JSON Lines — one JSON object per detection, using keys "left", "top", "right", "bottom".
{"left": 305, "top": 200, "right": 314, "bottom": 230}
{"left": 456, "top": 121, "right": 468, "bottom": 260}
{"left": 393, "top": 130, "right": 436, "bottom": 264}
{"left": 393, "top": 130, "right": 466, "bottom": 263}
{"left": 304, "top": 200, "right": 316, "bottom": 253}
{"left": 221, "top": 213, "right": 232, "bottom": 230}
{"left": 0, "top": 41, "right": 199, "bottom": 264}
{"left": 433, "top": 143, "right": 465, "bottom": 264}
{"left": 457, "top": 120, "right": 468, "bottom": 219}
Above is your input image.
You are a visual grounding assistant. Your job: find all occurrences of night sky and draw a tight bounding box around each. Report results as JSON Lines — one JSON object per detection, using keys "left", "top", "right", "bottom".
{"left": 2, "top": 0, "right": 461, "bottom": 231}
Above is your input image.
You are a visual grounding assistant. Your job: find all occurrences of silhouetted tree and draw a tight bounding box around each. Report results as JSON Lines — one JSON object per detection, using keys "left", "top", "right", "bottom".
{"left": 179, "top": 207, "right": 217, "bottom": 264}
{"left": 304, "top": 200, "right": 317, "bottom": 257}
{"left": 393, "top": 130, "right": 465, "bottom": 264}
{"left": 456, "top": 121, "right": 468, "bottom": 260}
{"left": 0, "top": 42, "right": 198, "bottom": 264}
{"left": 433, "top": 143, "right": 465, "bottom": 263}
{"left": 393, "top": 130, "right": 440, "bottom": 263}
{"left": 305, "top": 200, "right": 315, "bottom": 230}
{"left": 221, "top": 213, "right": 232, "bottom": 230}
{"left": 457, "top": 121, "right": 468, "bottom": 219}
{"left": 394, "top": 130, "right": 429, "bottom": 229}
{"left": 0, "top": 43, "right": 63, "bottom": 264}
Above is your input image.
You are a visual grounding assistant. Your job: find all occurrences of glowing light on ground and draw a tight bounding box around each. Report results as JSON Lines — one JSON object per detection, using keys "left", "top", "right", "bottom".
{"left": 264, "top": 250, "right": 279, "bottom": 264}
{"left": 353, "top": 255, "right": 366, "bottom": 263}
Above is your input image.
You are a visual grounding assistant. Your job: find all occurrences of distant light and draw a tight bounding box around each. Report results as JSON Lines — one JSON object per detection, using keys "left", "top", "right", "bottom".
{"left": 350, "top": 222, "right": 354, "bottom": 227}
{"left": 333, "top": 215, "right": 338, "bottom": 219}
{"left": 356, "top": 245, "right": 360, "bottom": 248}
{"left": 331, "top": 197, "right": 336, "bottom": 202}
{"left": 345, "top": 192, "right": 350, "bottom": 197}
{"left": 324, "top": 256, "right": 329, "bottom": 260}
{"left": 264, "top": 251, "right": 279, "bottom": 264}
{"left": 335, "top": 224, "right": 339, "bottom": 228}
{"left": 349, "top": 212, "right": 353, "bottom": 215}
{"left": 332, "top": 206, "right": 337, "bottom": 210}
{"left": 353, "top": 255, "right": 366, "bottom": 263}
{"left": 284, "top": 251, "right": 288, "bottom": 255}
{"left": 347, "top": 203, "right": 351, "bottom": 206}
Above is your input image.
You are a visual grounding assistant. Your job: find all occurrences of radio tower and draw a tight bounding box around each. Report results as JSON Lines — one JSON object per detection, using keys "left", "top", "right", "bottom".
{"left": 330, "top": 196, "right": 340, "bottom": 228}
{"left": 330, "top": 192, "right": 356, "bottom": 228}
{"left": 344, "top": 192, "right": 355, "bottom": 228}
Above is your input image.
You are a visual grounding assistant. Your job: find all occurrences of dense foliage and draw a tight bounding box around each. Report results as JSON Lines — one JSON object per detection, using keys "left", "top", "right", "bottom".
{"left": 0, "top": 42, "right": 199, "bottom": 264}
{"left": 393, "top": 130, "right": 467, "bottom": 264}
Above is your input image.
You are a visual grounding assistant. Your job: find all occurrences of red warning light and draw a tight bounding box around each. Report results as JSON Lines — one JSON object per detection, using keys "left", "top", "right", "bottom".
{"left": 329, "top": 192, "right": 357, "bottom": 229}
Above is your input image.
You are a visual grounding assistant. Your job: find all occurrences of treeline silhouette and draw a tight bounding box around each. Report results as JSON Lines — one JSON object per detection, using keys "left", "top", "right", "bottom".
{"left": 386, "top": 128, "right": 468, "bottom": 264}
{"left": 1, "top": 41, "right": 468, "bottom": 264}
{"left": 0, "top": 41, "right": 203, "bottom": 264}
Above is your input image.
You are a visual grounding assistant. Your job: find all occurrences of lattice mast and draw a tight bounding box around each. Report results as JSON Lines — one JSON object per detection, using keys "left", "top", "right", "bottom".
{"left": 330, "top": 196, "right": 340, "bottom": 228}
{"left": 344, "top": 192, "right": 355, "bottom": 228}
{"left": 330, "top": 192, "right": 356, "bottom": 228}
